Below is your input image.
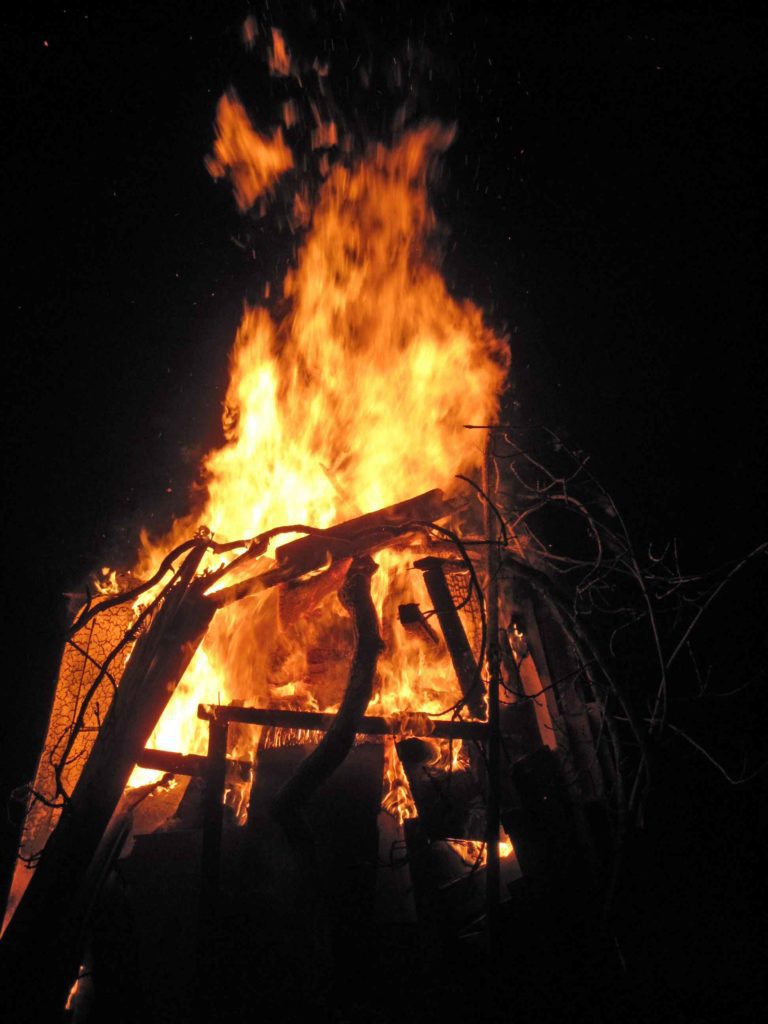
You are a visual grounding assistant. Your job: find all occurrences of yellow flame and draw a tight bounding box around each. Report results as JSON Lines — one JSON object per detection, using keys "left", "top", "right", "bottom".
{"left": 131, "top": 114, "right": 507, "bottom": 782}
{"left": 205, "top": 91, "right": 293, "bottom": 211}
{"left": 269, "top": 28, "right": 292, "bottom": 77}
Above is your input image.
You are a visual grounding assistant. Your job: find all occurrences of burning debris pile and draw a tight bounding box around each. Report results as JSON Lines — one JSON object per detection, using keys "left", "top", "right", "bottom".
{"left": 1, "top": 26, "right": 643, "bottom": 1023}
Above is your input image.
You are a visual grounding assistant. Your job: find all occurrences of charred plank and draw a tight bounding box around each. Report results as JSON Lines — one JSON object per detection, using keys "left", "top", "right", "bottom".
{"left": 197, "top": 705, "right": 489, "bottom": 742}
{"left": 414, "top": 556, "right": 485, "bottom": 719}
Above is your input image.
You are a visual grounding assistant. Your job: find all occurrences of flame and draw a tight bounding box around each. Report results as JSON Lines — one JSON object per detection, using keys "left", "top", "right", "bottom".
{"left": 241, "top": 16, "right": 258, "bottom": 51}
{"left": 36, "top": 76, "right": 506, "bottom": 797}
{"left": 205, "top": 91, "right": 293, "bottom": 212}
{"left": 127, "top": 112, "right": 508, "bottom": 782}
{"left": 446, "top": 835, "right": 516, "bottom": 868}
{"left": 268, "top": 28, "right": 292, "bottom": 77}
{"left": 382, "top": 738, "right": 417, "bottom": 825}
{"left": 9, "top": 45, "right": 517, "bottom": 941}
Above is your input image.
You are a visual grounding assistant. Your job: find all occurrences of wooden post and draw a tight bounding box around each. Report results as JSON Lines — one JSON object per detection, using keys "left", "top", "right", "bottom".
{"left": 414, "top": 557, "right": 485, "bottom": 719}
{"left": 197, "top": 715, "right": 228, "bottom": 1015}
{"left": 0, "top": 549, "right": 214, "bottom": 1022}
{"left": 483, "top": 442, "right": 501, "bottom": 949}
{"left": 200, "top": 718, "right": 229, "bottom": 924}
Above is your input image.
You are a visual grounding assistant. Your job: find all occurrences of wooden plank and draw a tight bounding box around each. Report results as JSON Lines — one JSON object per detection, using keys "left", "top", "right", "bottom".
{"left": 274, "top": 489, "right": 449, "bottom": 576}
{"left": 209, "top": 489, "right": 451, "bottom": 609}
{"left": 136, "top": 748, "right": 252, "bottom": 778}
{"left": 414, "top": 557, "right": 486, "bottom": 719}
{"left": 197, "top": 705, "right": 489, "bottom": 742}
{"left": 531, "top": 595, "right": 604, "bottom": 802}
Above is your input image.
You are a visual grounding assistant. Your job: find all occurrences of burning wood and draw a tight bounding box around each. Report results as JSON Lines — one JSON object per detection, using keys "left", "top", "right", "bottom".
{"left": 208, "top": 488, "right": 451, "bottom": 607}
{"left": 272, "top": 556, "right": 385, "bottom": 833}
{"left": 195, "top": 706, "right": 489, "bottom": 742}
{"left": 398, "top": 602, "right": 441, "bottom": 645}
{"left": 274, "top": 489, "right": 449, "bottom": 575}
{"left": 0, "top": 24, "right": 632, "bottom": 1018}
{"left": 415, "top": 556, "right": 486, "bottom": 719}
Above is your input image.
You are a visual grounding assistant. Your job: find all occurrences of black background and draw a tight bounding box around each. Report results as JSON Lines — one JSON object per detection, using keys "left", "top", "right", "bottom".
{"left": 3, "top": 2, "right": 766, "bottom": 1016}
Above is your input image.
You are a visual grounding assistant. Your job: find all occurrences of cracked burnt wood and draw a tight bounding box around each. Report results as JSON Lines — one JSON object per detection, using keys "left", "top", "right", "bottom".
{"left": 135, "top": 747, "right": 252, "bottom": 779}
{"left": 0, "top": 548, "right": 215, "bottom": 1023}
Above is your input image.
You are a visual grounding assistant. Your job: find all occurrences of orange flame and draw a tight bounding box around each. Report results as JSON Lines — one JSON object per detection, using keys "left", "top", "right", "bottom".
{"left": 131, "top": 110, "right": 509, "bottom": 779}
{"left": 13, "top": 77, "right": 508, "bottom": 807}
{"left": 11, "top": 59, "right": 514, "bottom": 936}
{"left": 268, "top": 27, "right": 292, "bottom": 77}
{"left": 205, "top": 91, "right": 293, "bottom": 211}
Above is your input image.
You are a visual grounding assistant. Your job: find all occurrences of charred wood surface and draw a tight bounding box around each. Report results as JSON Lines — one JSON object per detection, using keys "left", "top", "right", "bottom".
{"left": 398, "top": 602, "right": 440, "bottom": 644}
{"left": 197, "top": 705, "right": 490, "bottom": 742}
{"left": 414, "top": 556, "right": 486, "bottom": 719}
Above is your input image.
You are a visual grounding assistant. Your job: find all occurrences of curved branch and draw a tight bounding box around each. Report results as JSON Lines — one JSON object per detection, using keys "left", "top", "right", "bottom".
{"left": 272, "top": 556, "right": 385, "bottom": 833}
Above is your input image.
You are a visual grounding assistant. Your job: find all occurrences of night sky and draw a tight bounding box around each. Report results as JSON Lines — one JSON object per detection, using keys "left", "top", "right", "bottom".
{"left": 3, "top": 2, "right": 766, "bottom": 1013}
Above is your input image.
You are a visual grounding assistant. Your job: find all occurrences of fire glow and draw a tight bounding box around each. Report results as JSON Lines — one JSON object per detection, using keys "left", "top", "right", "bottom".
{"left": 9, "top": 37, "right": 514, "bottom": 934}
{"left": 128, "top": 88, "right": 509, "bottom": 792}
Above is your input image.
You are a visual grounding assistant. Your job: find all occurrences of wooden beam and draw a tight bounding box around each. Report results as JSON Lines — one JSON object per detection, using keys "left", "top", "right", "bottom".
{"left": 209, "top": 489, "right": 451, "bottom": 608}
{"left": 414, "top": 557, "right": 486, "bottom": 720}
{"left": 197, "top": 704, "right": 489, "bottom": 742}
{"left": 274, "top": 489, "right": 449, "bottom": 576}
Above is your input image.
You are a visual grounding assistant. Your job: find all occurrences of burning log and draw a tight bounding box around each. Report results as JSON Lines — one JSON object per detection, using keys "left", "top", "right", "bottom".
{"left": 272, "top": 556, "right": 385, "bottom": 833}
{"left": 274, "top": 489, "right": 449, "bottom": 576}
{"left": 398, "top": 602, "right": 440, "bottom": 645}
{"left": 277, "top": 556, "right": 352, "bottom": 629}
{"left": 136, "top": 747, "right": 252, "bottom": 780}
{"left": 0, "top": 549, "right": 215, "bottom": 1021}
{"left": 210, "top": 489, "right": 451, "bottom": 608}
{"left": 196, "top": 705, "right": 490, "bottom": 742}
{"left": 414, "top": 556, "right": 486, "bottom": 720}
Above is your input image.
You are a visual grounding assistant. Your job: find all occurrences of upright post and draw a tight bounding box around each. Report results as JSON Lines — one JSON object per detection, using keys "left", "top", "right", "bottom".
{"left": 197, "top": 712, "right": 228, "bottom": 1013}
{"left": 484, "top": 439, "right": 502, "bottom": 951}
